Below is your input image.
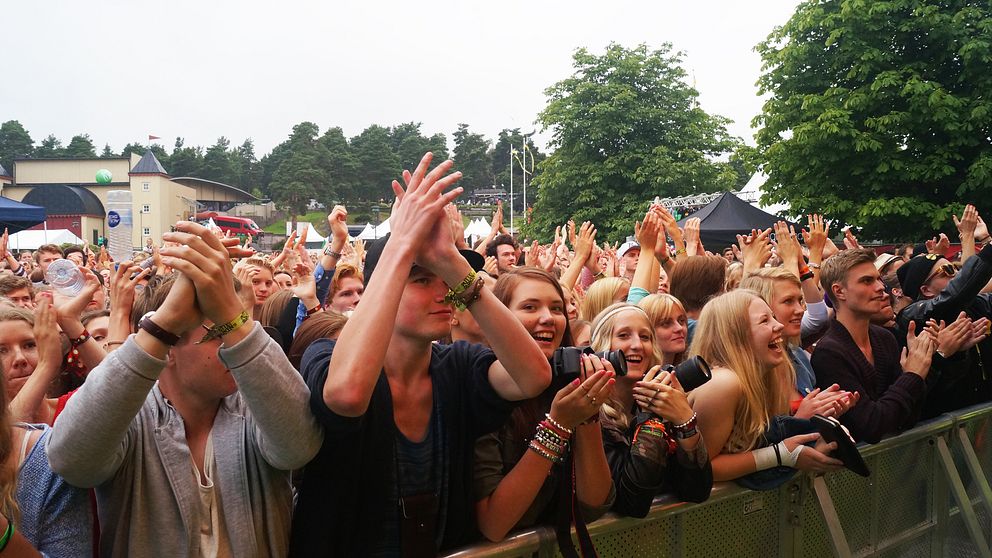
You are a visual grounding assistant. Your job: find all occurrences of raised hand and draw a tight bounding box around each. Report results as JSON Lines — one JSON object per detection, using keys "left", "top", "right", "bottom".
{"left": 737, "top": 228, "right": 773, "bottom": 273}
{"left": 388, "top": 153, "right": 464, "bottom": 267}
{"left": 954, "top": 204, "right": 979, "bottom": 239}
{"left": 772, "top": 220, "right": 802, "bottom": 271}
{"left": 683, "top": 218, "right": 702, "bottom": 257}
{"left": 327, "top": 205, "right": 349, "bottom": 244}
{"left": 635, "top": 210, "right": 663, "bottom": 252}
{"left": 926, "top": 233, "right": 950, "bottom": 257}
{"left": 843, "top": 228, "right": 862, "bottom": 250}
{"left": 445, "top": 204, "right": 469, "bottom": 249}
{"left": 160, "top": 221, "right": 251, "bottom": 334}
{"left": 901, "top": 321, "right": 936, "bottom": 378}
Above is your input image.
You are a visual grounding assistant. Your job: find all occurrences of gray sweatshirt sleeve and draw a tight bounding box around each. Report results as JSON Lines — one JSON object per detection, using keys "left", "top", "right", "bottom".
{"left": 218, "top": 322, "right": 323, "bottom": 470}
{"left": 46, "top": 336, "right": 166, "bottom": 488}
{"left": 801, "top": 301, "right": 830, "bottom": 339}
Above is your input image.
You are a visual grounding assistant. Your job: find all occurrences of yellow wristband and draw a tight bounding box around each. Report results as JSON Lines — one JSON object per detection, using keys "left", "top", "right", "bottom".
{"left": 198, "top": 311, "right": 251, "bottom": 344}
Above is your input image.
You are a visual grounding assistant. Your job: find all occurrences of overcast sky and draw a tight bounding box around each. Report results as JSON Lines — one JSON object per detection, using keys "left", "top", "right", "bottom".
{"left": 2, "top": 0, "right": 801, "bottom": 156}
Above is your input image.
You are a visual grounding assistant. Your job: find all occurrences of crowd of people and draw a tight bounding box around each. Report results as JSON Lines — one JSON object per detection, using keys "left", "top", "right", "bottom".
{"left": 0, "top": 151, "right": 988, "bottom": 556}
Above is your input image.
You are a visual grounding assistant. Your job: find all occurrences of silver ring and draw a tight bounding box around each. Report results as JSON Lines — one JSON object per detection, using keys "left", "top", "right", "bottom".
{"left": 591, "top": 397, "right": 597, "bottom": 405}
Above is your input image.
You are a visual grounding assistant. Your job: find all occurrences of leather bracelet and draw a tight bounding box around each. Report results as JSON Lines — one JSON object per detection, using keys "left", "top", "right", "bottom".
{"left": 305, "top": 304, "right": 323, "bottom": 317}
{"left": 139, "top": 313, "right": 181, "bottom": 346}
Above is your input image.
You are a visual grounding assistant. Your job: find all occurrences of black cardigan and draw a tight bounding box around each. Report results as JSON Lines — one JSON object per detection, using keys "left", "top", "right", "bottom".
{"left": 290, "top": 339, "right": 512, "bottom": 556}
{"left": 810, "top": 319, "right": 926, "bottom": 444}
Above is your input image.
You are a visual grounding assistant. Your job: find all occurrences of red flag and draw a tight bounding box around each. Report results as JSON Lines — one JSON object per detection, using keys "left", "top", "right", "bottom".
{"left": 148, "top": 135, "right": 161, "bottom": 141}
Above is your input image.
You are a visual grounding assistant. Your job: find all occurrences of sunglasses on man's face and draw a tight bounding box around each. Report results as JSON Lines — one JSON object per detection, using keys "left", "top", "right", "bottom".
{"left": 924, "top": 263, "right": 956, "bottom": 285}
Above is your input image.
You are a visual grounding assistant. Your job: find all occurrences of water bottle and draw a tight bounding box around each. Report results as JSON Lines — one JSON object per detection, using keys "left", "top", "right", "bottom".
{"left": 45, "top": 259, "right": 84, "bottom": 296}
{"left": 106, "top": 190, "right": 134, "bottom": 263}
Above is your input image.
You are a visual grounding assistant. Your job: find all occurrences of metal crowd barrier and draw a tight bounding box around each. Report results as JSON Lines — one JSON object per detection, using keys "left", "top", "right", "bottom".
{"left": 445, "top": 402, "right": 992, "bottom": 558}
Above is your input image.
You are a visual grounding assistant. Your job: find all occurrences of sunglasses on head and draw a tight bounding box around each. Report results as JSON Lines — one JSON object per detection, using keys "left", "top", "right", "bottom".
{"left": 924, "top": 263, "right": 956, "bottom": 285}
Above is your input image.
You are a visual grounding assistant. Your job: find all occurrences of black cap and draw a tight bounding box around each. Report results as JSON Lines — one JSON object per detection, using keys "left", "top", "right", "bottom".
{"left": 362, "top": 233, "right": 485, "bottom": 287}
{"left": 896, "top": 253, "right": 940, "bottom": 300}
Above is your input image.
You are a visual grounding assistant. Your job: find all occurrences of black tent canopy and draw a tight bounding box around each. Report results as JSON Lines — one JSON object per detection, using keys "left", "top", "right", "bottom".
{"left": 0, "top": 196, "right": 46, "bottom": 234}
{"left": 676, "top": 192, "right": 794, "bottom": 250}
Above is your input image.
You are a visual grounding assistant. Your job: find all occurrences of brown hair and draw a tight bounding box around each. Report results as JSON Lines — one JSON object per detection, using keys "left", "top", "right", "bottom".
{"left": 288, "top": 311, "right": 349, "bottom": 370}
{"left": 669, "top": 255, "right": 726, "bottom": 312}
{"left": 0, "top": 276, "right": 32, "bottom": 298}
{"left": 819, "top": 248, "right": 876, "bottom": 305}
{"left": 33, "top": 244, "right": 63, "bottom": 263}
{"left": 0, "top": 362, "right": 19, "bottom": 521}
{"left": 492, "top": 267, "right": 574, "bottom": 450}
{"left": 327, "top": 263, "right": 364, "bottom": 305}
{"left": 131, "top": 273, "right": 179, "bottom": 332}
{"left": 0, "top": 306, "right": 33, "bottom": 327}
{"left": 257, "top": 290, "right": 297, "bottom": 329}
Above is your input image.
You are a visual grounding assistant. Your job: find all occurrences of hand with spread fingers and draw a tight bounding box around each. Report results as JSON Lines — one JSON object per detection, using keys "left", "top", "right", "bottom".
{"left": 632, "top": 366, "right": 693, "bottom": 425}
{"left": 549, "top": 354, "right": 616, "bottom": 430}
{"left": 159, "top": 221, "right": 248, "bottom": 337}
{"left": 387, "top": 153, "right": 464, "bottom": 270}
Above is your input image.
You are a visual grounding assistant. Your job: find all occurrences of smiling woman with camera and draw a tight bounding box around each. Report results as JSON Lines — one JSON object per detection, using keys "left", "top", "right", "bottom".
{"left": 473, "top": 268, "right": 616, "bottom": 544}
{"left": 589, "top": 302, "right": 713, "bottom": 518}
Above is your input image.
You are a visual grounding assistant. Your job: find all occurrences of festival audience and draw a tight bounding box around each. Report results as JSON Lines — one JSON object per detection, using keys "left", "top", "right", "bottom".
{"left": 0, "top": 146, "right": 985, "bottom": 555}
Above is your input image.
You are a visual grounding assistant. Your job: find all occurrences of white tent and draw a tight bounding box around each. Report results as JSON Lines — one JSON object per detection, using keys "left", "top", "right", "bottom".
{"left": 9, "top": 229, "right": 85, "bottom": 250}
{"left": 356, "top": 223, "right": 377, "bottom": 240}
{"left": 372, "top": 218, "right": 390, "bottom": 238}
{"left": 285, "top": 221, "right": 327, "bottom": 244}
{"left": 466, "top": 218, "right": 492, "bottom": 239}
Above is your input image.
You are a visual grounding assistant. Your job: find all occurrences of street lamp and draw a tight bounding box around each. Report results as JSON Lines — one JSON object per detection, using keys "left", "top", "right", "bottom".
{"left": 372, "top": 204, "right": 381, "bottom": 239}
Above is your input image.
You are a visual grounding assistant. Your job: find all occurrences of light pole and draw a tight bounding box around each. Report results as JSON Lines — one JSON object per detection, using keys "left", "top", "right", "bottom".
{"left": 372, "top": 204, "right": 381, "bottom": 239}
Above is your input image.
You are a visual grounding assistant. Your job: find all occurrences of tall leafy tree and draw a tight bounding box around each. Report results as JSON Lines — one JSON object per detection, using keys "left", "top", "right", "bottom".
{"left": 452, "top": 124, "right": 492, "bottom": 191}
{"left": 64, "top": 134, "right": 97, "bottom": 158}
{"left": 35, "top": 135, "right": 64, "bottom": 158}
{"left": 232, "top": 139, "right": 259, "bottom": 190}
{"left": 351, "top": 125, "right": 401, "bottom": 201}
{"left": 755, "top": 0, "right": 992, "bottom": 240}
{"left": 100, "top": 144, "right": 117, "bottom": 158}
{"left": 318, "top": 127, "right": 360, "bottom": 202}
{"left": 528, "top": 44, "right": 741, "bottom": 240}
{"left": 120, "top": 142, "right": 147, "bottom": 159}
{"left": 168, "top": 138, "right": 204, "bottom": 178}
{"left": 269, "top": 122, "right": 330, "bottom": 216}
{"left": 0, "top": 120, "right": 34, "bottom": 171}
{"left": 201, "top": 137, "right": 236, "bottom": 184}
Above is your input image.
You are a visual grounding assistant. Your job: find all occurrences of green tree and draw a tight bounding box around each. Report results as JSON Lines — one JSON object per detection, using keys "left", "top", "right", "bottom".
{"left": 168, "top": 138, "right": 203, "bottom": 177}
{"left": 452, "top": 124, "right": 492, "bottom": 191}
{"left": 35, "top": 135, "right": 64, "bottom": 158}
{"left": 269, "top": 122, "right": 331, "bottom": 216}
{"left": 351, "top": 125, "right": 401, "bottom": 201}
{"left": 201, "top": 137, "right": 236, "bottom": 184}
{"left": 0, "top": 120, "right": 34, "bottom": 171}
{"left": 232, "top": 139, "right": 259, "bottom": 190}
{"left": 120, "top": 142, "right": 146, "bottom": 159}
{"left": 528, "top": 44, "right": 741, "bottom": 241}
{"left": 755, "top": 0, "right": 992, "bottom": 240}
{"left": 318, "top": 127, "right": 360, "bottom": 202}
{"left": 100, "top": 144, "right": 117, "bottom": 158}
{"left": 64, "top": 134, "right": 97, "bottom": 158}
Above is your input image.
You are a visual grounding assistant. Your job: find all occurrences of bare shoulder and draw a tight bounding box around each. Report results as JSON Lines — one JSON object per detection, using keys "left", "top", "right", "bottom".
{"left": 688, "top": 366, "right": 742, "bottom": 405}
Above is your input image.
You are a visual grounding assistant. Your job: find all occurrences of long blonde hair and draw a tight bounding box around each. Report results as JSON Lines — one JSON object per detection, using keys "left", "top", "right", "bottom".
{"left": 581, "top": 277, "right": 629, "bottom": 322}
{"left": 739, "top": 269, "right": 801, "bottom": 405}
{"left": 637, "top": 293, "right": 688, "bottom": 365}
{"left": 590, "top": 303, "right": 660, "bottom": 429}
{"left": 688, "top": 290, "right": 791, "bottom": 450}
{"left": 0, "top": 363, "right": 19, "bottom": 521}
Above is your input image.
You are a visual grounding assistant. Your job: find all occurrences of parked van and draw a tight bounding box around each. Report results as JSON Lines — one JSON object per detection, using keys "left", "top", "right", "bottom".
{"left": 195, "top": 212, "right": 264, "bottom": 239}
